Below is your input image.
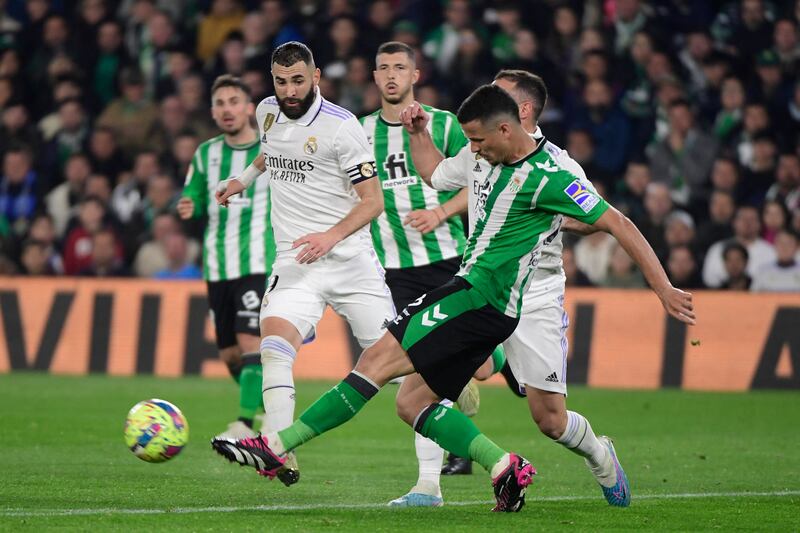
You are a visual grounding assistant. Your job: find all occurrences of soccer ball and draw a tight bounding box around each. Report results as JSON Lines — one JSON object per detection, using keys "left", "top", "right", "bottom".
{"left": 124, "top": 399, "right": 189, "bottom": 463}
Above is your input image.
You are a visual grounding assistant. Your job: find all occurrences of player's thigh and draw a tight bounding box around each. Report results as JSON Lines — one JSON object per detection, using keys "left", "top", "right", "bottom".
{"left": 388, "top": 278, "right": 519, "bottom": 401}
{"left": 327, "top": 253, "right": 397, "bottom": 348}
{"left": 231, "top": 274, "right": 267, "bottom": 349}
{"left": 206, "top": 280, "right": 237, "bottom": 350}
{"left": 352, "top": 330, "right": 415, "bottom": 385}
{"left": 503, "top": 297, "right": 569, "bottom": 395}
{"left": 385, "top": 257, "right": 460, "bottom": 312}
{"left": 259, "top": 261, "right": 326, "bottom": 342}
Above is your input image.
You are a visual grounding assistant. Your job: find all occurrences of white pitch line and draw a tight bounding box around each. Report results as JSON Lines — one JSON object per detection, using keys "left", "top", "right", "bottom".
{"left": 2, "top": 490, "right": 799, "bottom": 518}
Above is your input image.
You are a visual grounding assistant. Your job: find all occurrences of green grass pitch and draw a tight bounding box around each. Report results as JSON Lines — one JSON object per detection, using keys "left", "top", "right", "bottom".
{"left": 1, "top": 373, "right": 798, "bottom": 531}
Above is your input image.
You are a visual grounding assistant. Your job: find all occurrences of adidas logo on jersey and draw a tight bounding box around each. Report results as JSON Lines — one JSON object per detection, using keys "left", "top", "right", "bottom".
{"left": 473, "top": 162, "right": 482, "bottom": 172}
{"left": 545, "top": 372, "right": 559, "bottom": 383}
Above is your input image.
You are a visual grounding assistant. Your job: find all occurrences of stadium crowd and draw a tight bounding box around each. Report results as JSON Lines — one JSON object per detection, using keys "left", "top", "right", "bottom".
{"left": 0, "top": 0, "right": 798, "bottom": 290}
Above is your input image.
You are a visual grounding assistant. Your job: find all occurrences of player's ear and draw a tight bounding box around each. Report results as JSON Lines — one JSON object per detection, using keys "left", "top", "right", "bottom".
{"left": 412, "top": 69, "right": 420, "bottom": 85}
{"left": 313, "top": 67, "right": 321, "bottom": 85}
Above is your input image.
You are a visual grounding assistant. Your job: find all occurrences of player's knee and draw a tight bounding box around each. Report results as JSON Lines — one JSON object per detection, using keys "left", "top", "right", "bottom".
{"left": 534, "top": 411, "right": 567, "bottom": 440}
{"left": 260, "top": 336, "right": 296, "bottom": 370}
{"left": 219, "top": 347, "right": 241, "bottom": 366}
{"left": 473, "top": 365, "right": 493, "bottom": 381}
{"left": 395, "top": 393, "right": 424, "bottom": 426}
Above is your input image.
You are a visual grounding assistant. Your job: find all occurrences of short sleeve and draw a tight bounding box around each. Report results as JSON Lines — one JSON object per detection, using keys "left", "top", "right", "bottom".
{"left": 444, "top": 112, "right": 468, "bottom": 157}
{"left": 535, "top": 166, "right": 609, "bottom": 224}
{"left": 430, "top": 145, "right": 472, "bottom": 191}
{"left": 335, "top": 117, "right": 378, "bottom": 185}
{"left": 181, "top": 148, "right": 208, "bottom": 218}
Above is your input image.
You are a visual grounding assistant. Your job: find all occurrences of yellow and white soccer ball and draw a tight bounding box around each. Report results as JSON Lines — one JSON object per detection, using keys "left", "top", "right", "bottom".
{"left": 124, "top": 399, "right": 189, "bottom": 463}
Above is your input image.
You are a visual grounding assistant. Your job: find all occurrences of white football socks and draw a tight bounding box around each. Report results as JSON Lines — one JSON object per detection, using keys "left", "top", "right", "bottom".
{"left": 260, "top": 335, "right": 297, "bottom": 434}
{"left": 412, "top": 398, "right": 452, "bottom": 495}
{"left": 556, "top": 411, "right": 615, "bottom": 486}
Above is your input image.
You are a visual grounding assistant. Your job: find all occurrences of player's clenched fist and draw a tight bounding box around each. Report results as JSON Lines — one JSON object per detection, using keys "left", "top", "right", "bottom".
{"left": 399, "top": 101, "right": 430, "bottom": 134}
{"left": 215, "top": 178, "right": 246, "bottom": 207}
{"left": 176, "top": 197, "right": 194, "bottom": 219}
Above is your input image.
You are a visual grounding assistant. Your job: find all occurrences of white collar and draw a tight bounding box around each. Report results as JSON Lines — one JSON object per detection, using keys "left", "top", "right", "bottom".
{"left": 532, "top": 125, "right": 544, "bottom": 140}
{"left": 276, "top": 87, "right": 323, "bottom": 126}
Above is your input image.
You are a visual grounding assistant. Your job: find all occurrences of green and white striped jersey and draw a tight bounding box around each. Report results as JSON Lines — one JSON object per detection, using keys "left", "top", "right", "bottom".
{"left": 182, "top": 135, "right": 275, "bottom": 282}
{"left": 360, "top": 105, "right": 468, "bottom": 269}
{"left": 434, "top": 140, "right": 608, "bottom": 318}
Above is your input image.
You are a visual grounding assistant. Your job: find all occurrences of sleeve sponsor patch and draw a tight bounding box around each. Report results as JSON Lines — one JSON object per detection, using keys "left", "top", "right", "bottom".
{"left": 564, "top": 179, "right": 600, "bottom": 213}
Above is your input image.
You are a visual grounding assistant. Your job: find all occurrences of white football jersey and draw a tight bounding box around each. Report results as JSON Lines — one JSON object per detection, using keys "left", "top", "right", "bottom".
{"left": 255, "top": 88, "right": 377, "bottom": 261}
{"left": 431, "top": 127, "right": 597, "bottom": 308}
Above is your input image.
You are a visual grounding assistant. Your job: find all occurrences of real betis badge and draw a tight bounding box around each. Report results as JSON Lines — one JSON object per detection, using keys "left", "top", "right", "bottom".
{"left": 509, "top": 176, "right": 522, "bottom": 193}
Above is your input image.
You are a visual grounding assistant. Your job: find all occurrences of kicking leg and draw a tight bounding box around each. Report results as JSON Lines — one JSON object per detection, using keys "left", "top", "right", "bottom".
{"left": 526, "top": 386, "right": 630, "bottom": 507}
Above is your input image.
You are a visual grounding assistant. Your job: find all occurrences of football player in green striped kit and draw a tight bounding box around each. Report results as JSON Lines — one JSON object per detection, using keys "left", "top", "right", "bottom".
{"left": 179, "top": 75, "right": 275, "bottom": 439}
{"left": 360, "top": 42, "right": 512, "bottom": 505}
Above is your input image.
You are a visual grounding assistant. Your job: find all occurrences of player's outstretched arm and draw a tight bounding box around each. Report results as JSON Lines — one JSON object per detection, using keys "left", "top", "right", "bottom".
{"left": 215, "top": 154, "right": 266, "bottom": 206}
{"left": 592, "top": 206, "right": 696, "bottom": 325}
{"left": 293, "top": 176, "right": 384, "bottom": 264}
{"left": 404, "top": 188, "right": 467, "bottom": 234}
{"left": 401, "top": 102, "right": 445, "bottom": 185}
{"left": 561, "top": 216, "right": 601, "bottom": 235}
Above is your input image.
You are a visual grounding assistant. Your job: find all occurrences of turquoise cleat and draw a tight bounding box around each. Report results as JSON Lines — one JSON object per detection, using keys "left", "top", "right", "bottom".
{"left": 598, "top": 436, "right": 631, "bottom": 507}
{"left": 388, "top": 491, "right": 443, "bottom": 508}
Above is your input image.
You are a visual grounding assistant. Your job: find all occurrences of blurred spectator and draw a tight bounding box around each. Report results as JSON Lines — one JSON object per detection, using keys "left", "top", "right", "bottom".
{"left": 544, "top": 4, "right": 581, "bottom": 73}
{"left": 240, "top": 11, "right": 269, "bottom": 69}
{"left": 565, "top": 128, "right": 611, "bottom": 186}
{"left": 19, "top": 239, "right": 52, "bottom": 275}
{"left": 423, "top": 0, "right": 482, "bottom": 76}
{"left": 196, "top": 0, "right": 245, "bottom": 64}
{"left": 563, "top": 245, "right": 593, "bottom": 287}
{"left": 25, "top": 212, "right": 63, "bottom": 274}
{"left": 760, "top": 199, "right": 789, "bottom": 243}
{"left": 63, "top": 195, "right": 118, "bottom": 275}
{"left": 133, "top": 212, "right": 199, "bottom": 277}
{"left": 46, "top": 152, "right": 91, "bottom": 237}
{"left": 1, "top": 103, "right": 40, "bottom": 156}
{"left": 79, "top": 227, "right": 127, "bottom": 276}
{"left": 96, "top": 67, "right": 159, "bottom": 157}
{"left": 176, "top": 74, "right": 215, "bottom": 139}
{"left": 153, "top": 231, "right": 201, "bottom": 279}
{"left": 772, "top": 18, "right": 800, "bottom": 77}
{"left": 168, "top": 132, "right": 200, "bottom": 183}
{"left": 714, "top": 76, "right": 745, "bottom": 143}
{"left": 42, "top": 98, "right": 90, "bottom": 186}
{"left": 751, "top": 49, "right": 792, "bottom": 121}
{"left": 148, "top": 95, "right": 190, "bottom": 157}
{"left": 0, "top": 146, "right": 39, "bottom": 235}
{"left": 84, "top": 174, "right": 114, "bottom": 207}
{"left": 636, "top": 182, "right": 673, "bottom": 261}
{"left": 140, "top": 9, "right": 180, "bottom": 95}
{"left": 751, "top": 229, "right": 800, "bottom": 291}
{"left": 647, "top": 99, "right": 718, "bottom": 207}
{"left": 678, "top": 29, "right": 714, "bottom": 95}
{"left": 447, "top": 27, "right": 494, "bottom": 104}
{"left": 695, "top": 190, "right": 736, "bottom": 253}
{"left": 574, "top": 230, "right": 617, "bottom": 285}
{"left": 602, "top": 242, "right": 646, "bottom": 288}
{"left": 111, "top": 150, "right": 160, "bottom": 224}
{"left": 709, "top": 157, "right": 743, "bottom": 202}
{"left": 610, "top": 0, "right": 654, "bottom": 56}
{"left": 154, "top": 47, "right": 195, "bottom": 99}
{"left": 735, "top": 102, "right": 770, "bottom": 168}
{"left": 242, "top": 68, "right": 269, "bottom": 103}
{"left": 74, "top": 0, "right": 112, "bottom": 66}
{"left": 719, "top": 241, "right": 752, "bottom": 291}
{"left": 703, "top": 205, "right": 776, "bottom": 288}
{"left": 574, "top": 79, "right": 631, "bottom": 176}
{"left": 664, "top": 210, "right": 696, "bottom": 251}
{"left": 666, "top": 245, "right": 705, "bottom": 289}
{"left": 766, "top": 153, "right": 800, "bottom": 211}
{"left": 338, "top": 56, "right": 371, "bottom": 115}
{"left": 92, "top": 20, "right": 131, "bottom": 107}
{"left": 128, "top": 173, "right": 177, "bottom": 241}
{"left": 260, "top": 0, "right": 303, "bottom": 51}
{"left": 490, "top": 3, "right": 523, "bottom": 65}
{"left": 715, "top": 0, "right": 775, "bottom": 62}
{"left": 612, "top": 160, "right": 650, "bottom": 222}
{"left": 87, "top": 126, "right": 126, "bottom": 181}
{"left": 740, "top": 132, "right": 778, "bottom": 205}
{"left": 210, "top": 31, "right": 247, "bottom": 79}
{"left": 319, "top": 16, "right": 360, "bottom": 81}
{"left": 363, "top": 0, "right": 395, "bottom": 53}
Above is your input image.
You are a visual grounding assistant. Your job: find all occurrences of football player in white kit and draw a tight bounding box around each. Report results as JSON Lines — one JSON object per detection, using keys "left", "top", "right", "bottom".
{"left": 399, "top": 70, "right": 631, "bottom": 507}
{"left": 215, "top": 42, "right": 396, "bottom": 486}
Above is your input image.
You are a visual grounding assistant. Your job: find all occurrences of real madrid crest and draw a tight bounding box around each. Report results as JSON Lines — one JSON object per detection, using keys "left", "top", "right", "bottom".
{"left": 304, "top": 136, "right": 318, "bottom": 155}
{"left": 359, "top": 162, "right": 375, "bottom": 178}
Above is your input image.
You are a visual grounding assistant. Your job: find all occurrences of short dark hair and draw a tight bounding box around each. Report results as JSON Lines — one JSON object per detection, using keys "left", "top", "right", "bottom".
{"left": 376, "top": 41, "right": 415, "bottom": 64}
{"left": 494, "top": 69, "right": 548, "bottom": 121}
{"left": 722, "top": 241, "right": 748, "bottom": 262}
{"left": 457, "top": 84, "right": 520, "bottom": 126}
{"left": 668, "top": 98, "right": 692, "bottom": 112}
{"left": 271, "top": 41, "right": 314, "bottom": 68}
{"left": 210, "top": 74, "right": 252, "bottom": 101}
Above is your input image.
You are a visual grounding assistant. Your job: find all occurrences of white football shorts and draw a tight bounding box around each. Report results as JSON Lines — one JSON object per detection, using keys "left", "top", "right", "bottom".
{"left": 260, "top": 248, "right": 396, "bottom": 348}
{"left": 503, "top": 279, "right": 569, "bottom": 395}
